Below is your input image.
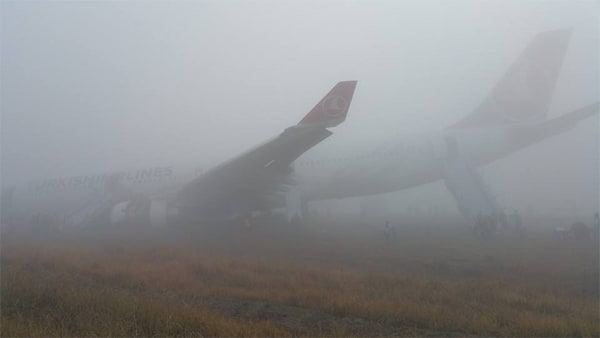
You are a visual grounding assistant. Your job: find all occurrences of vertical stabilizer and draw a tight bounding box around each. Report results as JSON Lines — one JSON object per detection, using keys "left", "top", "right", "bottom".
{"left": 451, "top": 29, "right": 572, "bottom": 128}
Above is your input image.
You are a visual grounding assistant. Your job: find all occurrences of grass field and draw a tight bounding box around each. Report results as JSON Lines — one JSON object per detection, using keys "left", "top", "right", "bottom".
{"left": 2, "top": 216, "right": 598, "bottom": 336}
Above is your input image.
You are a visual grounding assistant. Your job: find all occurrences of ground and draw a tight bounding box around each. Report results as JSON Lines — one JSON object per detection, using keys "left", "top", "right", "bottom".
{"left": 1, "top": 215, "right": 598, "bottom": 336}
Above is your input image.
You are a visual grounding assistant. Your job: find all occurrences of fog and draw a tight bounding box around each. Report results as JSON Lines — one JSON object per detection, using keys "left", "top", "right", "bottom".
{"left": 1, "top": 0, "right": 598, "bottom": 219}
{"left": 2, "top": 3, "right": 600, "bottom": 336}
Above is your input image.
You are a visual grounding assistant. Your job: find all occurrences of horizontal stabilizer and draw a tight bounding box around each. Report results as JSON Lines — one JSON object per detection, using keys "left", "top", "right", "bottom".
{"left": 510, "top": 102, "right": 599, "bottom": 147}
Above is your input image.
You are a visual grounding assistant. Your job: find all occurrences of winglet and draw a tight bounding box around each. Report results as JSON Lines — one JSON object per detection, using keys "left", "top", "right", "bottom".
{"left": 298, "top": 81, "right": 357, "bottom": 127}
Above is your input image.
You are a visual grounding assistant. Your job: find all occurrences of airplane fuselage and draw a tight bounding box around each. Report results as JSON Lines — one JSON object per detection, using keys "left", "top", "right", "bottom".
{"left": 1, "top": 126, "right": 508, "bottom": 223}
{"left": 296, "top": 126, "right": 512, "bottom": 201}
{"left": 0, "top": 113, "right": 593, "bottom": 228}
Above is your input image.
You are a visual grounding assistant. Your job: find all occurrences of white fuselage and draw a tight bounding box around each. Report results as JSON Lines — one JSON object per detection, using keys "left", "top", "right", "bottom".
{"left": 3, "top": 126, "right": 515, "bottom": 224}
{"left": 295, "top": 126, "right": 511, "bottom": 200}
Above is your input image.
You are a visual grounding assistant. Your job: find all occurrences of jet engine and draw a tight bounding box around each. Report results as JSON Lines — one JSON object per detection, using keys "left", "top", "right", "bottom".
{"left": 108, "top": 199, "right": 175, "bottom": 228}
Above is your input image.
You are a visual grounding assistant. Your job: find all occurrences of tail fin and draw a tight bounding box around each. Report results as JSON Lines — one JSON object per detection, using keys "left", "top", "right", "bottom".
{"left": 451, "top": 29, "right": 572, "bottom": 129}
{"left": 298, "top": 81, "right": 357, "bottom": 127}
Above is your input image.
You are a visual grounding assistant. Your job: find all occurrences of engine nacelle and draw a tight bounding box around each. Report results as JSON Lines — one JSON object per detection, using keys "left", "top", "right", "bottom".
{"left": 109, "top": 201, "right": 130, "bottom": 225}
{"left": 108, "top": 199, "right": 175, "bottom": 228}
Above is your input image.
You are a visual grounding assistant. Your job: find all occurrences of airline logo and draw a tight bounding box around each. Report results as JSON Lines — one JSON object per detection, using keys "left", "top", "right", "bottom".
{"left": 299, "top": 81, "right": 357, "bottom": 126}
{"left": 322, "top": 95, "right": 349, "bottom": 118}
{"left": 30, "top": 166, "right": 174, "bottom": 192}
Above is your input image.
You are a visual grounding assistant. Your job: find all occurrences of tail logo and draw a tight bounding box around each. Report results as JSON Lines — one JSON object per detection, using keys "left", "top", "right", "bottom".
{"left": 322, "top": 95, "right": 348, "bottom": 117}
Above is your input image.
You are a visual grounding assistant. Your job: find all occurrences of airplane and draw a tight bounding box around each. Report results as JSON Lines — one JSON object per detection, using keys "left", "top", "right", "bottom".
{"left": 1, "top": 80, "right": 359, "bottom": 230}
{"left": 1, "top": 29, "right": 598, "bottom": 231}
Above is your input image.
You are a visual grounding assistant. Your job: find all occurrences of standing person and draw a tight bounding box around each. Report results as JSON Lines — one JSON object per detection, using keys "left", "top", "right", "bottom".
{"left": 511, "top": 209, "right": 523, "bottom": 235}
{"left": 383, "top": 220, "right": 392, "bottom": 241}
{"left": 475, "top": 213, "right": 485, "bottom": 238}
{"left": 497, "top": 210, "right": 508, "bottom": 230}
{"left": 594, "top": 212, "right": 600, "bottom": 239}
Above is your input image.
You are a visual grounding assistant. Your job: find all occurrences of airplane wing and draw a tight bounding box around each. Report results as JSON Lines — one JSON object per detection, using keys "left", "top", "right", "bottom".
{"left": 176, "top": 81, "right": 357, "bottom": 221}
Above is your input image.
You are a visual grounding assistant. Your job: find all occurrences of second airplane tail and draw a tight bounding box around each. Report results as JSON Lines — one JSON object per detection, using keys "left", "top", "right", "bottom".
{"left": 451, "top": 29, "right": 572, "bottom": 129}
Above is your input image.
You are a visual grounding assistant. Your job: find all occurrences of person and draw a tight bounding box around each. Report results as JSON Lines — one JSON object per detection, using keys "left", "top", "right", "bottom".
{"left": 488, "top": 214, "right": 498, "bottom": 236}
{"left": 475, "top": 213, "right": 485, "bottom": 238}
{"left": 475, "top": 213, "right": 491, "bottom": 239}
{"left": 593, "top": 212, "right": 599, "bottom": 239}
{"left": 383, "top": 220, "right": 393, "bottom": 241}
{"left": 510, "top": 209, "right": 523, "bottom": 235}
{"left": 497, "top": 210, "right": 508, "bottom": 230}
{"left": 390, "top": 222, "right": 397, "bottom": 239}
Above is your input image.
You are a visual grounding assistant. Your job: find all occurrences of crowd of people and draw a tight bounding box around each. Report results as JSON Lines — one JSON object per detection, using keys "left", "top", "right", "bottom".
{"left": 379, "top": 210, "right": 600, "bottom": 242}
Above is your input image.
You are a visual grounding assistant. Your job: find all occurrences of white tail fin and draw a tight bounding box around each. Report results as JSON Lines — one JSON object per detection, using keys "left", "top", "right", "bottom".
{"left": 451, "top": 29, "right": 572, "bottom": 128}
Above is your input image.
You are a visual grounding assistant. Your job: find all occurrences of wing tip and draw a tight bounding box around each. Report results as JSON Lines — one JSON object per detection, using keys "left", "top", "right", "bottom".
{"left": 298, "top": 80, "right": 358, "bottom": 127}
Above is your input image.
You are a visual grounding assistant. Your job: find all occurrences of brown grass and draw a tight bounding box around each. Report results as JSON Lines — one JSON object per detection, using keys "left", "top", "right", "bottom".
{"left": 1, "top": 255, "right": 285, "bottom": 337}
{"left": 1, "top": 218, "right": 598, "bottom": 336}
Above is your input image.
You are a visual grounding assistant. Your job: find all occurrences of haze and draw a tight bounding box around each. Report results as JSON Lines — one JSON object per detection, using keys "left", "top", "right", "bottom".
{"left": 1, "top": 0, "right": 598, "bottom": 219}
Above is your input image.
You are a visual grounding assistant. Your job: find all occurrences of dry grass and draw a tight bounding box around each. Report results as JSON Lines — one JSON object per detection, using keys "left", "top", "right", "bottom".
{"left": 1, "top": 254, "right": 285, "bottom": 337}
{"left": 1, "top": 217, "right": 598, "bottom": 336}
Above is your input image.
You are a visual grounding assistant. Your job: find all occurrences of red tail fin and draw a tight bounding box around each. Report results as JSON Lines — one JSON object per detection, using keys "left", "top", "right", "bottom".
{"left": 451, "top": 29, "right": 572, "bottom": 129}
{"left": 298, "top": 81, "right": 357, "bottom": 127}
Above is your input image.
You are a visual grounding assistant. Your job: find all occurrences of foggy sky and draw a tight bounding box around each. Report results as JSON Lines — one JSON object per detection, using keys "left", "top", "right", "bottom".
{"left": 1, "top": 0, "right": 598, "bottom": 217}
